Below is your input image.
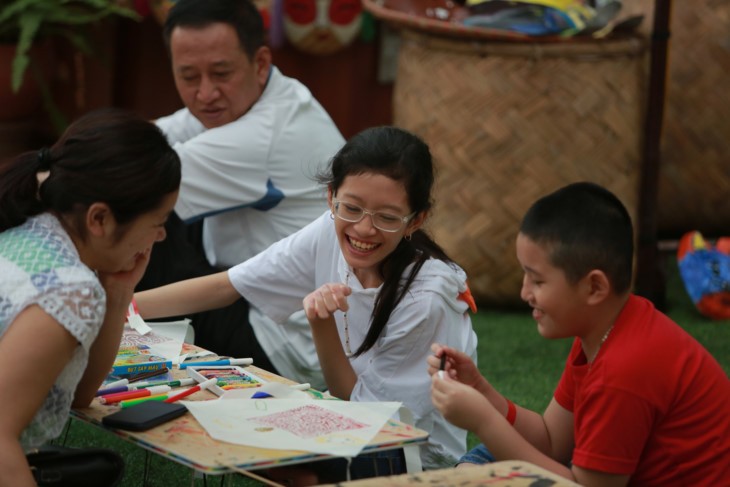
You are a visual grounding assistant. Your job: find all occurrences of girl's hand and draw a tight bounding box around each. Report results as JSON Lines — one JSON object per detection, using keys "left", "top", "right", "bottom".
{"left": 431, "top": 373, "right": 494, "bottom": 433}
{"left": 427, "top": 343, "right": 483, "bottom": 388}
{"left": 303, "top": 283, "right": 351, "bottom": 325}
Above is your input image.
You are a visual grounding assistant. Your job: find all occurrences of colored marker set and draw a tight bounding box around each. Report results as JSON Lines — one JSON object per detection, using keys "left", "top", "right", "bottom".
{"left": 186, "top": 365, "right": 266, "bottom": 396}
{"left": 98, "top": 357, "right": 259, "bottom": 410}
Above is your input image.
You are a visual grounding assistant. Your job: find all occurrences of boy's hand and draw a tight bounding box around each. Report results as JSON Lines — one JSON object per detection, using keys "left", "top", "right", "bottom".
{"left": 303, "top": 283, "right": 352, "bottom": 326}
{"left": 431, "top": 373, "right": 493, "bottom": 432}
{"left": 427, "top": 343, "right": 483, "bottom": 388}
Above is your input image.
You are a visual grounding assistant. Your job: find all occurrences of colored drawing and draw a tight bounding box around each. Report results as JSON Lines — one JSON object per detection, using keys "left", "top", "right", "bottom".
{"left": 183, "top": 398, "right": 402, "bottom": 458}
{"left": 252, "top": 404, "right": 367, "bottom": 439}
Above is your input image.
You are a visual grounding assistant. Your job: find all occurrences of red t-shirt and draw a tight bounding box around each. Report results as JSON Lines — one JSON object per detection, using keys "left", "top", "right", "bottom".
{"left": 554, "top": 295, "right": 730, "bottom": 485}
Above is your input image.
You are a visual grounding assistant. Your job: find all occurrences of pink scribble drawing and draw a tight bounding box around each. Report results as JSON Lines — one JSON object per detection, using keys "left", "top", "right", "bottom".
{"left": 252, "top": 404, "right": 367, "bottom": 439}
{"left": 121, "top": 329, "right": 170, "bottom": 347}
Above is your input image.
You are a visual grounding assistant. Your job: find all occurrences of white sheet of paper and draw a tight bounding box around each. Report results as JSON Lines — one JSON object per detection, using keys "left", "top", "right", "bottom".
{"left": 126, "top": 313, "right": 152, "bottom": 335}
{"left": 183, "top": 398, "right": 402, "bottom": 458}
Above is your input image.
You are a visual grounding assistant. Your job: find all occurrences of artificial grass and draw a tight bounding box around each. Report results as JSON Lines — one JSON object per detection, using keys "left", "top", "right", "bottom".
{"left": 62, "top": 256, "right": 729, "bottom": 485}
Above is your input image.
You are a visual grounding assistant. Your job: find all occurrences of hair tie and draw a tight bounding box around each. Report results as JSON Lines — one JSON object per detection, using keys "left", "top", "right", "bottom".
{"left": 37, "top": 147, "right": 52, "bottom": 171}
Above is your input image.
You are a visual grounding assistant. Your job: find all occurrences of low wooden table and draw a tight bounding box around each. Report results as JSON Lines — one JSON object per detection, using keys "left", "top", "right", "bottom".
{"left": 323, "top": 460, "right": 581, "bottom": 486}
{"left": 72, "top": 365, "right": 428, "bottom": 477}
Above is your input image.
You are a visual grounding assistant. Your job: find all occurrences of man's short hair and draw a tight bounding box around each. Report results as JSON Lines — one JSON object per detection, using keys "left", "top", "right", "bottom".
{"left": 163, "top": 0, "right": 265, "bottom": 59}
{"left": 519, "top": 181, "right": 634, "bottom": 293}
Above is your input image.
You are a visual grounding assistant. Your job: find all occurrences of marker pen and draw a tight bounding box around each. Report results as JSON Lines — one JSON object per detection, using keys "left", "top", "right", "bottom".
{"left": 178, "top": 358, "right": 253, "bottom": 369}
{"left": 134, "top": 378, "right": 196, "bottom": 390}
{"left": 119, "top": 393, "right": 171, "bottom": 408}
{"left": 104, "top": 378, "right": 129, "bottom": 389}
{"left": 95, "top": 384, "right": 132, "bottom": 396}
{"left": 96, "top": 378, "right": 131, "bottom": 395}
{"left": 250, "top": 383, "right": 312, "bottom": 399}
{"left": 98, "top": 385, "right": 171, "bottom": 405}
{"left": 220, "top": 383, "right": 262, "bottom": 390}
{"left": 438, "top": 354, "right": 446, "bottom": 379}
{"left": 164, "top": 378, "right": 218, "bottom": 403}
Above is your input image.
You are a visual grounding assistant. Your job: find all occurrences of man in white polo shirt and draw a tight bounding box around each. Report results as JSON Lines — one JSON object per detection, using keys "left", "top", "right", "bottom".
{"left": 140, "top": 0, "right": 344, "bottom": 390}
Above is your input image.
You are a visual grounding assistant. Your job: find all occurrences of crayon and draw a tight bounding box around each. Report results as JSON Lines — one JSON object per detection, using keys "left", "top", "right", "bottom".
{"left": 178, "top": 358, "right": 253, "bottom": 369}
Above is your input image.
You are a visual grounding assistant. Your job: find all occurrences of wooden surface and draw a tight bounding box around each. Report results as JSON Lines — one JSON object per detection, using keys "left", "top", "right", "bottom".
{"left": 72, "top": 365, "right": 427, "bottom": 476}
{"left": 323, "top": 460, "right": 580, "bottom": 486}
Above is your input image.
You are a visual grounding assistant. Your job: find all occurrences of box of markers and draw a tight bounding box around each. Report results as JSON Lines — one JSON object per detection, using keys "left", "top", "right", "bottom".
{"left": 186, "top": 366, "right": 267, "bottom": 396}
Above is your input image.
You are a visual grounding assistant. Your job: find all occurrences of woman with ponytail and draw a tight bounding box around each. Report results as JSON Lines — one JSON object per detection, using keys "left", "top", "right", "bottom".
{"left": 136, "top": 126, "right": 477, "bottom": 482}
{"left": 0, "top": 108, "right": 180, "bottom": 486}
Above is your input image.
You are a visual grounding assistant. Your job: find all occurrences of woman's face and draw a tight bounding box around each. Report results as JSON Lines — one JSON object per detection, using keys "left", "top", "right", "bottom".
{"left": 95, "top": 191, "right": 179, "bottom": 273}
{"left": 328, "top": 173, "right": 423, "bottom": 287}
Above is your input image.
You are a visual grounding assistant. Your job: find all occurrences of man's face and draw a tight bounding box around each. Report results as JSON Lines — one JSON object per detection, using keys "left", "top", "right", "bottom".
{"left": 170, "top": 22, "right": 270, "bottom": 129}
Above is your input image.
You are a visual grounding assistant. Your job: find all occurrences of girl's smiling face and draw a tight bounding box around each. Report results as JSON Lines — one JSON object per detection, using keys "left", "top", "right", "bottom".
{"left": 329, "top": 173, "right": 423, "bottom": 288}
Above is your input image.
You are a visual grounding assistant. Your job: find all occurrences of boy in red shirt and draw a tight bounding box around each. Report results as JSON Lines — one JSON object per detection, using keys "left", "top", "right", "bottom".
{"left": 430, "top": 182, "right": 730, "bottom": 486}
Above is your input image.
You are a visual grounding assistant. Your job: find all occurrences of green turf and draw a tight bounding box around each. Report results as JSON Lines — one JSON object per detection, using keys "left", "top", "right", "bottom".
{"left": 62, "top": 256, "right": 729, "bottom": 485}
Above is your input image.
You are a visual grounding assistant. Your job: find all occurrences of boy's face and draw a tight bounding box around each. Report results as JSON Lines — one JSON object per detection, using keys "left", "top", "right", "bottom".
{"left": 516, "top": 233, "right": 589, "bottom": 339}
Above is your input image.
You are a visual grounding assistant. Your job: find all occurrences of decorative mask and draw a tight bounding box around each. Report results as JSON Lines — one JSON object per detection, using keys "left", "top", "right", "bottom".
{"left": 283, "top": 0, "right": 363, "bottom": 55}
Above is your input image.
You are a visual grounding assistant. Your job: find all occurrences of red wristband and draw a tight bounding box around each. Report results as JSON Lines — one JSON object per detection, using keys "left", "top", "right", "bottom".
{"left": 505, "top": 399, "right": 517, "bottom": 425}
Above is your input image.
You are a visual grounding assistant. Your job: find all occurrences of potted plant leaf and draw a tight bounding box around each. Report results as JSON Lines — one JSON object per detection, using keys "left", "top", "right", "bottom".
{"left": 0, "top": 0, "right": 140, "bottom": 130}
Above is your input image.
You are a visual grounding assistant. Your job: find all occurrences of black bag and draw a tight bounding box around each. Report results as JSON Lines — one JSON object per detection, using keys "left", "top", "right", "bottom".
{"left": 26, "top": 445, "right": 124, "bottom": 487}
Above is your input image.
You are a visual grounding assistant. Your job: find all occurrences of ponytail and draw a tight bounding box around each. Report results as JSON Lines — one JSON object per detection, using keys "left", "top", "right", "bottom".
{"left": 0, "top": 149, "right": 50, "bottom": 231}
{"left": 0, "top": 108, "right": 180, "bottom": 235}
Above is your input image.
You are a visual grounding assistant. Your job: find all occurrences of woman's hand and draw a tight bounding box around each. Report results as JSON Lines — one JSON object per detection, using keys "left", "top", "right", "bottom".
{"left": 427, "top": 343, "right": 484, "bottom": 389}
{"left": 303, "top": 283, "right": 351, "bottom": 326}
{"left": 97, "top": 248, "right": 151, "bottom": 304}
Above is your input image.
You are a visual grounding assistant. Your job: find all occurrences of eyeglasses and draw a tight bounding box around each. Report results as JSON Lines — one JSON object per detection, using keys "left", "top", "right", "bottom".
{"left": 332, "top": 198, "right": 415, "bottom": 233}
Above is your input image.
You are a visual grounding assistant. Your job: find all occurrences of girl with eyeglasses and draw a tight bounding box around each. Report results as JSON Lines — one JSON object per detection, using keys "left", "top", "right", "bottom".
{"left": 136, "top": 126, "right": 477, "bottom": 482}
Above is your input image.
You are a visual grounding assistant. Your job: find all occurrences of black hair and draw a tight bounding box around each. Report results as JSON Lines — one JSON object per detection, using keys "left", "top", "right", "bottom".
{"left": 318, "top": 126, "right": 454, "bottom": 356}
{"left": 0, "top": 108, "right": 181, "bottom": 237}
{"left": 163, "top": 0, "right": 265, "bottom": 59}
{"left": 519, "top": 181, "right": 634, "bottom": 293}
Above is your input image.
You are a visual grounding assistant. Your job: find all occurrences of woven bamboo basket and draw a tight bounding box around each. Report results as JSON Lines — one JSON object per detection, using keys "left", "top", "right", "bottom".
{"left": 655, "top": 0, "right": 730, "bottom": 237}
{"left": 391, "top": 31, "right": 647, "bottom": 304}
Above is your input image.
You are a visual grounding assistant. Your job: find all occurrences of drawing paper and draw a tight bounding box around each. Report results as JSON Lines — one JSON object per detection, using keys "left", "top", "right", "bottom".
{"left": 183, "top": 398, "right": 402, "bottom": 457}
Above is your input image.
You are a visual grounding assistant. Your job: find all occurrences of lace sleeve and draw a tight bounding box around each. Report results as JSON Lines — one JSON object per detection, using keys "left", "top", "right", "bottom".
{"left": 37, "top": 281, "right": 107, "bottom": 351}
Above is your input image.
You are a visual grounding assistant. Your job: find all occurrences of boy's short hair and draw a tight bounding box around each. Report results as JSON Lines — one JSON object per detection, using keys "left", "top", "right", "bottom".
{"left": 519, "top": 182, "right": 634, "bottom": 293}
